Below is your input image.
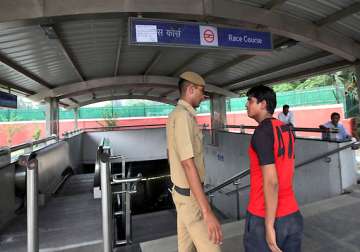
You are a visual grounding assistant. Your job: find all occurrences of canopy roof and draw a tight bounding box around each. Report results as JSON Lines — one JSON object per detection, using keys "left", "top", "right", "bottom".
{"left": 0, "top": 0, "right": 359, "bottom": 107}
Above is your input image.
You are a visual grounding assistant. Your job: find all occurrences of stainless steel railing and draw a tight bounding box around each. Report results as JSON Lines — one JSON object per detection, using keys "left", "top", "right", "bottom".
{"left": 205, "top": 141, "right": 360, "bottom": 219}
{"left": 62, "top": 123, "right": 209, "bottom": 137}
{"left": 205, "top": 168, "right": 250, "bottom": 196}
{"left": 18, "top": 153, "right": 39, "bottom": 252}
{"left": 62, "top": 128, "right": 82, "bottom": 138}
{"left": 111, "top": 173, "right": 142, "bottom": 246}
{"left": 97, "top": 137, "right": 143, "bottom": 250}
{"left": 10, "top": 135, "right": 58, "bottom": 153}
{"left": 98, "top": 142, "right": 113, "bottom": 252}
{"left": 224, "top": 124, "right": 339, "bottom": 134}
{"left": 7, "top": 135, "right": 58, "bottom": 162}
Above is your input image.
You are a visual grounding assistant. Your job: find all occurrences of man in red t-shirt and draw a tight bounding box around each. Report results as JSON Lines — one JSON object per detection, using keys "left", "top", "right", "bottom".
{"left": 244, "top": 85, "right": 303, "bottom": 252}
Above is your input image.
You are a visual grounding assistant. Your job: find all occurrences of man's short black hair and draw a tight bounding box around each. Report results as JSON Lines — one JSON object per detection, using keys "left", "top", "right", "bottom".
{"left": 246, "top": 85, "right": 277, "bottom": 114}
{"left": 331, "top": 112, "right": 340, "bottom": 119}
{"left": 283, "top": 104, "right": 289, "bottom": 109}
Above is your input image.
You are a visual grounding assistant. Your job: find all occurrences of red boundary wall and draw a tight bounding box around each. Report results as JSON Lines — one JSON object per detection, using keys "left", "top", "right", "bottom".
{"left": 0, "top": 105, "right": 352, "bottom": 147}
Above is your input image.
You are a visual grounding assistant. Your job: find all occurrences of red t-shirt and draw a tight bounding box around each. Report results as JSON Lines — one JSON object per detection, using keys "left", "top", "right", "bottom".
{"left": 247, "top": 118, "right": 299, "bottom": 217}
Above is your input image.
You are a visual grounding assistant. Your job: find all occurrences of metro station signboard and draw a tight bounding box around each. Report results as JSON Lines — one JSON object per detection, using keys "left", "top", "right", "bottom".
{"left": 0, "top": 91, "right": 17, "bottom": 109}
{"left": 129, "top": 18, "right": 272, "bottom": 51}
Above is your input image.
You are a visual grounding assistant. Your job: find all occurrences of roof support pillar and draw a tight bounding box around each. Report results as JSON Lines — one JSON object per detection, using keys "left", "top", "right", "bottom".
{"left": 45, "top": 98, "right": 59, "bottom": 137}
{"left": 74, "top": 108, "right": 79, "bottom": 130}
{"left": 210, "top": 94, "right": 227, "bottom": 145}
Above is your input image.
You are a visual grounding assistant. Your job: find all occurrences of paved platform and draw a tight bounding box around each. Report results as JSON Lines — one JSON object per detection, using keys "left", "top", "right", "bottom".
{"left": 0, "top": 174, "right": 102, "bottom": 252}
{"left": 1, "top": 174, "right": 360, "bottom": 252}
{"left": 141, "top": 184, "right": 360, "bottom": 252}
{"left": 0, "top": 174, "right": 177, "bottom": 252}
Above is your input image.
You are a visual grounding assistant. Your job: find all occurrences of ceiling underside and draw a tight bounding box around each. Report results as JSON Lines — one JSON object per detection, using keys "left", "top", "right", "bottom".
{"left": 0, "top": 0, "right": 359, "bottom": 107}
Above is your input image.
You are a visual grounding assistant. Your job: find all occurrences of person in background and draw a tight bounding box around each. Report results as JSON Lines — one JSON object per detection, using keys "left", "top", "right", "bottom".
{"left": 278, "top": 104, "right": 295, "bottom": 127}
{"left": 320, "top": 112, "right": 351, "bottom": 141}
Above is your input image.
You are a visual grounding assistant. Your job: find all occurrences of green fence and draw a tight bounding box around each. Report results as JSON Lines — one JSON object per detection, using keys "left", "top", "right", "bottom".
{"left": 227, "top": 86, "right": 345, "bottom": 112}
{"left": 0, "top": 85, "right": 348, "bottom": 122}
{"left": 0, "top": 109, "right": 45, "bottom": 121}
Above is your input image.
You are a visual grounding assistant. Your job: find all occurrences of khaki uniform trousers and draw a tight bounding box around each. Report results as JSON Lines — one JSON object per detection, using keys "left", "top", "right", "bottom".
{"left": 172, "top": 190, "right": 222, "bottom": 252}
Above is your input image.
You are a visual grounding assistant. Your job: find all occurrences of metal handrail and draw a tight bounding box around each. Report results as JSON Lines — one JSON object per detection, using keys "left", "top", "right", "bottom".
{"left": 62, "top": 129, "right": 82, "bottom": 138}
{"left": 296, "top": 141, "right": 359, "bottom": 169}
{"left": 210, "top": 141, "right": 360, "bottom": 197}
{"left": 225, "top": 125, "right": 339, "bottom": 133}
{"left": 98, "top": 137, "right": 144, "bottom": 248}
{"left": 82, "top": 123, "right": 209, "bottom": 132}
{"left": 9, "top": 135, "right": 58, "bottom": 152}
{"left": 226, "top": 183, "right": 251, "bottom": 196}
{"left": 205, "top": 169, "right": 250, "bottom": 195}
{"left": 111, "top": 174, "right": 170, "bottom": 184}
{"left": 85, "top": 124, "right": 166, "bottom": 132}
{"left": 224, "top": 125, "right": 254, "bottom": 130}
{"left": 18, "top": 153, "right": 39, "bottom": 252}
{"left": 98, "top": 139, "right": 113, "bottom": 252}
{"left": 112, "top": 175, "right": 143, "bottom": 185}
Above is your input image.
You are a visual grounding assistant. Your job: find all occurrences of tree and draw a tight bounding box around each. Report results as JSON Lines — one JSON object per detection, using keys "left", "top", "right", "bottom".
{"left": 0, "top": 112, "right": 23, "bottom": 146}
{"left": 332, "top": 70, "right": 357, "bottom": 96}
{"left": 32, "top": 127, "right": 41, "bottom": 141}
{"left": 332, "top": 69, "right": 359, "bottom": 118}
{"left": 272, "top": 75, "right": 332, "bottom": 92}
{"left": 96, "top": 105, "right": 118, "bottom": 127}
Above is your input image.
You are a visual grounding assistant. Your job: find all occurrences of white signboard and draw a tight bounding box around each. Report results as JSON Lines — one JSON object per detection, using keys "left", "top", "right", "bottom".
{"left": 199, "top": 25, "right": 218, "bottom": 47}
{"left": 136, "top": 25, "right": 158, "bottom": 43}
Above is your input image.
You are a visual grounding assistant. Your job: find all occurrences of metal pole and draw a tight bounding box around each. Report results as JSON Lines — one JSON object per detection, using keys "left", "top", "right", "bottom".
{"left": 125, "top": 190, "right": 131, "bottom": 243}
{"left": 100, "top": 148, "right": 113, "bottom": 252}
{"left": 74, "top": 108, "right": 79, "bottom": 130}
{"left": 27, "top": 158, "right": 39, "bottom": 252}
{"left": 234, "top": 180, "right": 240, "bottom": 220}
{"left": 209, "top": 194, "right": 214, "bottom": 208}
{"left": 122, "top": 157, "right": 126, "bottom": 182}
{"left": 121, "top": 157, "right": 126, "bottom": 238}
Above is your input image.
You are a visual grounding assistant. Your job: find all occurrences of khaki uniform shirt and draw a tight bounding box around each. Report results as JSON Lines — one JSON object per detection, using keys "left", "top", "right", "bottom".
{"left": 166, "top": 99, "right": 205, "bottom": 188}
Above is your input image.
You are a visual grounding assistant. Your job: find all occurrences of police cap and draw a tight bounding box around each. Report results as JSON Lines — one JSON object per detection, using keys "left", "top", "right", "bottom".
{"left": 179, "top": 71, "right": 205, "bottom": 86}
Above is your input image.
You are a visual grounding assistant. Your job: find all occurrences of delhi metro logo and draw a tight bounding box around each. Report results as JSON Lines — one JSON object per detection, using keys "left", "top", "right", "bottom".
{"left": 200, "top": 25, "right": 218, "bottom": 47}
{"left": 203, "top": 29, "right": 215, "bottom": 43}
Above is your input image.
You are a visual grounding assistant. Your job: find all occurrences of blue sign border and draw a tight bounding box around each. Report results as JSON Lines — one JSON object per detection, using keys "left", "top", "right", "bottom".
{"left": 129, "top": 17, "right": 273, "bottom": 51}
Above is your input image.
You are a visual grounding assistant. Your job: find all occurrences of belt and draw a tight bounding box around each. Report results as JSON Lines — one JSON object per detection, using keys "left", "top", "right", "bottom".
{"left": 174, "top": 185, "right": 191, "bottom": 196}
{"left": 170, "top": 182, "right": 204, "bottom": 197}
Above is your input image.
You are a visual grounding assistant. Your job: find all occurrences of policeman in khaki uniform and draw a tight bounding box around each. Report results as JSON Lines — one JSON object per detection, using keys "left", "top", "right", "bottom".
{"left": 166, "top": 71, "right": 223, "bottom": 252}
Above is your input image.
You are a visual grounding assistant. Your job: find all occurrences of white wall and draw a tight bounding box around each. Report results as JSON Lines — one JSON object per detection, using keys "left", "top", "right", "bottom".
{"left": 204, "top": 131, "right": 357, "bottom": 219}
{"left": 82, "top": 128, "right": 167, "bottom": 163}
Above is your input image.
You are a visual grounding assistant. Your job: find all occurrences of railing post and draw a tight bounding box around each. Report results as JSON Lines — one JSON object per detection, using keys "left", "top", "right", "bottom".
{"left": 99, "top": 147, "right": 113, "bottom": 252}
{"left": 125, "top": 189, "right": 131, "bottom": 243}
{"left": 233, "top": 180, "right": 241, "bottom": 220}
{"left": 209, "top": 194, "right": 214, "bottom": 208}
{"left": 124, "top": 157, "right": 132, "bottom": 244}
{"left": 121, "top": 157, "right": 126, "bottom": 242}
{"left": 25, "top": 141, "right": 33, "bottom": 155}
{"left": 239, "top": 124, "right": 245, "bottom": 134}
{"left": 26, "top": 157, "right": 39, "bottom": 252}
